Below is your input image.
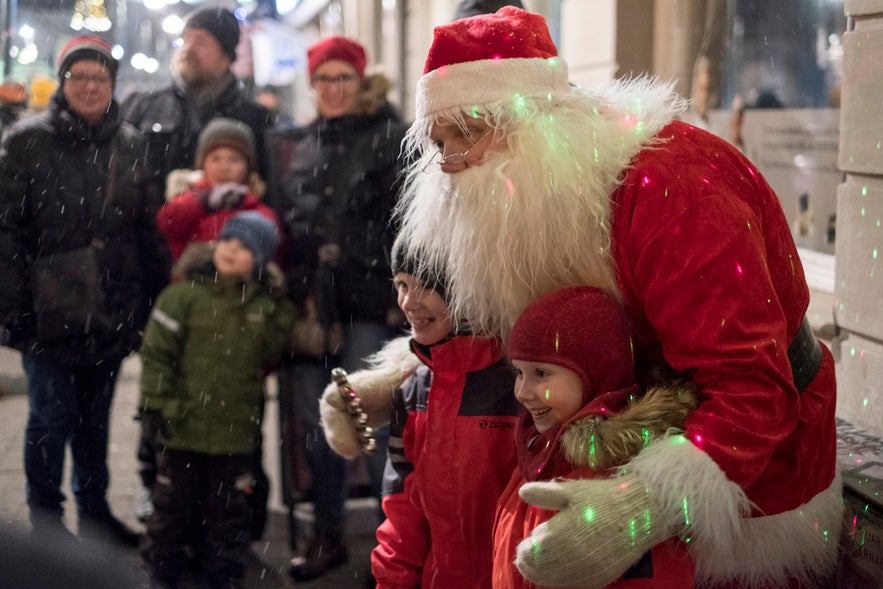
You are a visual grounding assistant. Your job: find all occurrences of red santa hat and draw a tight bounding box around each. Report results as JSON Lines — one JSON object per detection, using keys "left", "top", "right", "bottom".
{"left": 415, "top": 6, "right": 571, "bottom": 121}
{"left": 508, "top": 286, "right": 636, "bottom": 407}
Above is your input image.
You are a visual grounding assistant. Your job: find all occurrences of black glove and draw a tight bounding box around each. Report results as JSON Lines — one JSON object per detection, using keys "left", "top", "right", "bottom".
{"left": 140, "top": 409, "right": 170, "bottom": 445}
{"left": 1, "top": 313, "right": 34, "bottom": 346}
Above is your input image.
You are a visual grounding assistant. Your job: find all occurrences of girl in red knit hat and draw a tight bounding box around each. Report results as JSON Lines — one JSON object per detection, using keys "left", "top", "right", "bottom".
{"left": 494, "top": 286, "right": 698, "bottom": 588}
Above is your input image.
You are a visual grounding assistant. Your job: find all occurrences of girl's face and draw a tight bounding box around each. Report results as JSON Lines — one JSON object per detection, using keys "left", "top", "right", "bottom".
{"left": 213, "top": 237, "right": 255, "bottom": 280}
{"left": 512, "top": 360, "right": 584, "bottom": 434}
{"left": 394, "top": 272, "right": 452, "bottom": 346}
{"left": 427, "top": 120, "right": 496, "bottom": 174}
{"left": 203, "top": 146, "right": 249, "bottom": 186}
{"left": 311, "top": 60, "right": 361, "bottom": 119}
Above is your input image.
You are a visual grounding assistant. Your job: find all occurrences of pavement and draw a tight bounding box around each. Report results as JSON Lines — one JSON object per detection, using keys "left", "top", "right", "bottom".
{"left": 0, "top": 346, "right": 379, "bottom": 588}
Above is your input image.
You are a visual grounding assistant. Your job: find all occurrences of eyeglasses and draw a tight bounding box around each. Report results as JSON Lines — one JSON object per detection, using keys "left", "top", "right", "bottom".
{"left": 64, "top": 71, "right": 112, "bottom": 86}
{"left": 312, "top": 73, "right": 360, "bottom": 87}
{"left": 422, "top": 129, "right": 493, "bottom": 173}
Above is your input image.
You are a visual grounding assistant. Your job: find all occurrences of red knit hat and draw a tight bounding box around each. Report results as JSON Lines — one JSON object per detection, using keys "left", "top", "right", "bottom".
{"left": 415, "top": 6, "right": 570, "bottom": 120}
{"left": 308, "top": 36, "right": 367, "bottom": 76}
{"left": 57, "top": 35, "right": 117, "bottom": 80}
{"left": 508, "top": 286, "right": 636, "bottom": 406}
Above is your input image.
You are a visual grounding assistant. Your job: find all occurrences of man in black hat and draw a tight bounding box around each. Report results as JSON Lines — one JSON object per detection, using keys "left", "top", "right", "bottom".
{"left": 122, "top": 6, "right": 272, "bottom": 192}
{"left": 121, "top": 5, "right": 274, "bottom": 540}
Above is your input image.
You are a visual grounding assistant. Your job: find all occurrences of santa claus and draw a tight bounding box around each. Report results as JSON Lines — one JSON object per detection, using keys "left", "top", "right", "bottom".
{"left": 322, "top": 6, "right": 841, "bottom": 588}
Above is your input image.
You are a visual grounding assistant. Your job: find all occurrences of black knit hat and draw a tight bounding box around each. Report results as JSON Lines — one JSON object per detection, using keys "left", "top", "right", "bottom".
{"left": 195, "top": 117, "right": 256, "bottom": 171}
{"left": 184, "top": 7, "right": 240, "bottom": 61}
{"left": 453, "top": 0, "right": 524, "bottom": 20}
{"left": 391, "top": 233, "right": 447, "bottom": 299}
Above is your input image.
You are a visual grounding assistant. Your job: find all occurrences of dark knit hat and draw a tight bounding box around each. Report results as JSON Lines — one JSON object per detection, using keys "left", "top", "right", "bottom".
{"left": 390, "top": 233, "right": 447, "bottom": 300}
{"left": 453, "top": 0, "right": 524, "bottom": 20}
{"left": 307, "top": 36, "right": 367, "bottom": 76}
{"left": 57, "top": 35, "right": 118, "bottom": 80}
{"left": 218, "top": 211, "right": 279, "bottom": 268}
{"left": 508, "top": 286, "right": 636, "bottom": 406}
{"left": 184, "top": 7, "right": 240, "bottom": 61}
{"left": 195, "top": 118, "right": 256, "bottom": 171}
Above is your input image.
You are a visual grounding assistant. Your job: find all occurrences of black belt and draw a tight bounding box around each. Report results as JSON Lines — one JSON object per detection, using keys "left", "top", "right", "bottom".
{"left": 788, "top": 316, "right": 822, "bottom": 392}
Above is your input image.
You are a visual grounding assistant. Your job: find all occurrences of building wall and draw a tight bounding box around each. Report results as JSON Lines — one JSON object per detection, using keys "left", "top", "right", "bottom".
{"left": 834, "top": 0, "right": 883, "bottom": 437}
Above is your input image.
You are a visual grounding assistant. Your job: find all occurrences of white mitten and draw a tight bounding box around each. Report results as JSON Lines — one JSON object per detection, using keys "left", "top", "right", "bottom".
{"left": 516, "top": 475, "right": 678, "bottom": 589}
{"left": 165, "top": 169, "right": 204, "bottom": 201}
{"left": 205, "top": 182, "right": 248, "bottom": 210}
{"left": 319, "top": 336, "right": 420, "bottom": 459}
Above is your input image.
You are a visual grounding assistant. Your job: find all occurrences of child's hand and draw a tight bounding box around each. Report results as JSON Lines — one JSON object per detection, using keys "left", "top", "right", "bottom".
{"left": 204, "top": 183, "right": 248, "bottom": 210}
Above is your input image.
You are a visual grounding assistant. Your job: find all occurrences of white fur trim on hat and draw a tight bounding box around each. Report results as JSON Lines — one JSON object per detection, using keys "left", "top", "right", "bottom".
{"left": 415, "top": 56, "right": 572, "bottom": 121}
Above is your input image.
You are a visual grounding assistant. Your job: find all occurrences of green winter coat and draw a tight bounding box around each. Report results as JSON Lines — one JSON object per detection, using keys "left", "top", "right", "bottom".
{"left": 139, "top": 258, "right": 294, "bottom": 455}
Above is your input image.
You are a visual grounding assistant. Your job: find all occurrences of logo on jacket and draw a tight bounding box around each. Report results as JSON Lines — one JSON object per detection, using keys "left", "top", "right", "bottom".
{"left": 479, "top": 419, "right": 515, "bottom": 430}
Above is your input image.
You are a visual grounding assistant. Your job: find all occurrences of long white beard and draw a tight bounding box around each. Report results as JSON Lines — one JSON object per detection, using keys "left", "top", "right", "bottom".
{"left": 397, "top": 78, "right": 683, "bottom": 339}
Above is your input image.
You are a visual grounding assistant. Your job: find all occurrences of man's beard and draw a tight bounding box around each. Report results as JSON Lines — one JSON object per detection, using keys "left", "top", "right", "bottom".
{"left": 397, "top": 146, "right": 622, "bottom": 340}
{"left": 171, "top": 53, "right": 216, "bottom": 91}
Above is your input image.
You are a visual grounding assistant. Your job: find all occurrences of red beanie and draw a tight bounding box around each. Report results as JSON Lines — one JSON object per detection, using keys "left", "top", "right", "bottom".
{"left": 415, "top": 6, "right": 570, "bottom": 120}
{"left": 308, "top": 36, "right": 367, "bottom": 76}
{"left": 508, "top": 286, "right": 636, "bottom": 407}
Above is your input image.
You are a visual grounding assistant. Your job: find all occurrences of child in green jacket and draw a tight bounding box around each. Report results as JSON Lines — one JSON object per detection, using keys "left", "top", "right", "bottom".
{"left": 139, "top": 211, "right": 294, "bottom": 589}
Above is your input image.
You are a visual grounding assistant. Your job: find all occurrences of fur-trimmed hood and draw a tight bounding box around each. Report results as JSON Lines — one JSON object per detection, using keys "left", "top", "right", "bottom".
{"left": 357, "top": 72, "right": 399, "bottom": 117}
{"left": 518, "top": 378, "right": 699, "bottom": 482}
{"left": 171, "top": 240, "right": 287, "bottom": 294}
{"left": 561, "top": 379, "right": 699, "bottom": 471}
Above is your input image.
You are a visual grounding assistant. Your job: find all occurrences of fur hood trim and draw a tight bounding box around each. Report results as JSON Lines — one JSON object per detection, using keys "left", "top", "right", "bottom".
{"left": 624, "top": 436, "right": 843, "bottom": 587}
{"left": 172, "top": 241, "right": 286, "bottom": 292}
{"left": 320, "top": 336, "right": 419, "bottom": 459}
{"left": 561, "top": 379, "right": 699, "bottom": 471}
{"left": 358, "top": 72, "right": 396, "bottom": 117}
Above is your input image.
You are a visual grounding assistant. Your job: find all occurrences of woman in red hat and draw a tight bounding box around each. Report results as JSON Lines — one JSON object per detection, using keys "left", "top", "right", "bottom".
{"left": 267, "top": 35, "right": 409, "bottom": 582}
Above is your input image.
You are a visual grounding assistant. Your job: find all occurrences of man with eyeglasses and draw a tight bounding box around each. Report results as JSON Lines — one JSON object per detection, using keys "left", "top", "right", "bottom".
{"left": 0, "top": 35, "right": 170, "bottom": 547}
{"left": 121, "top": 5, "right": 276, "bottom": 542}
{"left": 264, "top": 35, "right": 407, "bottom": 583}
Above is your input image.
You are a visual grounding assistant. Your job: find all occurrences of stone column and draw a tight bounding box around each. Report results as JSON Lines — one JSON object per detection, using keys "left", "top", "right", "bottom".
{"left": 834, "top": 0, "right": 883, "bottom": 437}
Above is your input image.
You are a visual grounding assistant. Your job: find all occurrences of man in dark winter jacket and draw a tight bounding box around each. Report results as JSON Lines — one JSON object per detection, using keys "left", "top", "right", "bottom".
{"left": 121, "top": 5, "right": 275, "bottom": 537}
{"left": 0, "top": 36, "right": 170, "bottom": 546}
{"left": 121, "top": 6, "right": 273, "bottom": 192}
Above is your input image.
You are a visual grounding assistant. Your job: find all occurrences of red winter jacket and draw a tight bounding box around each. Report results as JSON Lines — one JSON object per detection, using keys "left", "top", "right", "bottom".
{"left": 157, "top": 177, "right": 280, "bottom": 262}
{"left": 373, "top": 335, "right": 520, "bottom": 589}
